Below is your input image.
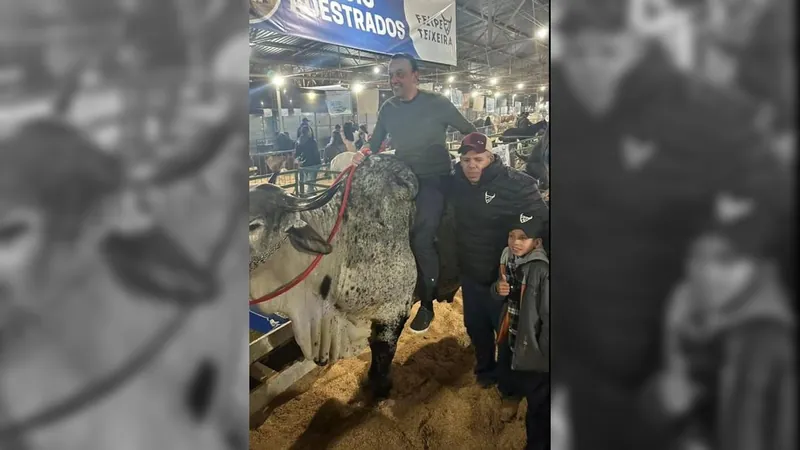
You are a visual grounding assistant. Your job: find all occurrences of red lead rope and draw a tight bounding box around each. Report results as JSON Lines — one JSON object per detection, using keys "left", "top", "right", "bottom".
{"left": 249, "top": 163, "right": 358, "bottom": 305}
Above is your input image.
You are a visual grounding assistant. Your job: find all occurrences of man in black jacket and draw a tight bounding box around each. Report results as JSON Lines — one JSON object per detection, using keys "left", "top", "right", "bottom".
{"left": 551, "top": 1, "right": 789, "bottom": 449}
{"left": 449, "top": 132, "right": 548, "bottom": 391}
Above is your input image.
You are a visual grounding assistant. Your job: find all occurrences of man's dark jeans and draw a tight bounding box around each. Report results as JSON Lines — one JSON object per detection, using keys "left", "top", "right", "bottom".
{"left": 411, "top": 175, "right": 446, "bottom": 310}
{"left": 503, "top": 368, "right": 551, "bottom": 450}
{"left": 461, "top": 276, "right": 513, "bottom": 392}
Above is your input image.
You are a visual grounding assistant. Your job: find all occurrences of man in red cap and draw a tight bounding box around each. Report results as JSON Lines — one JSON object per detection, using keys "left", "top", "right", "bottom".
{"left": 450, "top": 132, "right": 548, "bottom": 400}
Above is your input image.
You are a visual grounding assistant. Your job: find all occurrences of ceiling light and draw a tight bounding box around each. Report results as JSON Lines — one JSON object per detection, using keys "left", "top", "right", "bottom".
{"left": 353, "top": 83, "right": 364, "bottom": 93}
{"left": 517, "top": 83, "right": 524, "bottom": 89}
{"left": 471, "top": 91, "right": 479, "bottom": 98}
{"left": 373, "top": 66, "right": 381, "bottom": 74}
{"left": 490, "top": 78, "right": 498, "bottom": 85}
{"left": 536, "top": 27, "right": 548, "bottom": 39}
{"left": 308, "top": 92, "right": 317, "bottom": 98}
{"left": 540, "top": 86, "right": 547, "bottom": 91}
{"left": 272, "top": 75, "right": 285, "bottom": 87}
{"left": 448, "top": 76, "right": 455, "bottom": 83}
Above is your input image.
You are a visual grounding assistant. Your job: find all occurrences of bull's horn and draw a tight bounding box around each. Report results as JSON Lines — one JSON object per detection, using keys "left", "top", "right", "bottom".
{"left": 284, "top": 183, "right": 342, "bottom": 212}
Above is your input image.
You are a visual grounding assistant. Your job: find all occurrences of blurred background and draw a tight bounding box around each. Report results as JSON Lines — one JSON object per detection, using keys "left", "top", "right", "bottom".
{"left": 1, "top": 0, "right": 249, "bottom": 449}
{"left": 551, "top": 0, "right": 794, "bottom": 449}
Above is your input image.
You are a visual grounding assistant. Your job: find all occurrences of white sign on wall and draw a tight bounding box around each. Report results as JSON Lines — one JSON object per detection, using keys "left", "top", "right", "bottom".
{"left": 263, "top": 108, "right": 273, "bottom": 117}
{"left": 325, "top": 90, "right": 353, "bottom": 115}
{"left": 493, "top": 143, "right": 511, "bottom": 166}
{"left": 280, "top": 108, "right": 289, "bottom": 117}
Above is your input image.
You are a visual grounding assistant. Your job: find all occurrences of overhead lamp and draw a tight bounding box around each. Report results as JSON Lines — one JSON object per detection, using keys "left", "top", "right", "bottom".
{"left": 536, "top": 27, "right": 548, "bottom": 39}
{"left": 494, "top": 92, "right": 501, "bottom": 98}
{"left": 373, "top": 66, "right": 381, "bottom": 74}
{"left": 517, "top": 83, "right": 524, "bottom": 89}
{"left": 471, "top": 91, "right": 479, "bottom": 98}
{"left": 540, "top": 85, "right": 547, "bottom": 91}
{"left": 272, "top": 75, "right": 285, "bottom": 87}
{"left": 490, "top": 77, "right": 498, "bottom": 86}
{"left": 308, "top": 91, "right": 317, "bottom": 99}
{"left": 448, "top": 76, "right": 455, "bottom": 83}
{"left": 353, "top": 83, "right": 364, "bottom": 93}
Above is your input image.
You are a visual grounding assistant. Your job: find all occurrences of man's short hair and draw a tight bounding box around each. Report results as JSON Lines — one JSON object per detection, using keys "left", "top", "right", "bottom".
{"left": 390, "top": 53, "right": 419, "bottom": 72}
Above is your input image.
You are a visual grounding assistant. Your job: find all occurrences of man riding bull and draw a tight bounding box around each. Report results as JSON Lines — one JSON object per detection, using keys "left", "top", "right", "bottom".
{"left": 352, "top": 53, "right": 477, "bottom": 333}
{"left": 551, "top": 0, "right": 790, "bottom": 449}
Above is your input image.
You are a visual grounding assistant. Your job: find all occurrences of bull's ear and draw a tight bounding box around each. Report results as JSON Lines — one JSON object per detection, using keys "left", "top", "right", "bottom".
{"left": 288, "top": 224, "right": 332, "bottom": 255}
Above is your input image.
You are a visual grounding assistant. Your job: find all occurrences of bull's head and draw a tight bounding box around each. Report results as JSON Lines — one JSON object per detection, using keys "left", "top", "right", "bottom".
{"left": 248, "top": 183, "right": 339, "bottom": 271}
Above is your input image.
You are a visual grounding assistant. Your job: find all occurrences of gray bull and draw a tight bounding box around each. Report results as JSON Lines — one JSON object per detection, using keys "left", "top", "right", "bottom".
{"left": 249, "top": 155, "right": 460, "bottom": 398}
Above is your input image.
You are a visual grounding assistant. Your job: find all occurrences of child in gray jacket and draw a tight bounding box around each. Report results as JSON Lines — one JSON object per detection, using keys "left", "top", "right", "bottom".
{"left": 492, "top": 213, "right": 550, "bottom": 450}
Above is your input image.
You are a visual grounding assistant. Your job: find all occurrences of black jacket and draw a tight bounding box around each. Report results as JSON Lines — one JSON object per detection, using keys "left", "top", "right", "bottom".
{"left": 526, "top": 125, "right": 549, "bottom": 190}
{"left": 448, "top": 159, "right": 549, "bottom": 285}
{"left": 295, "top": 138, "right": 321, "bottom": 167}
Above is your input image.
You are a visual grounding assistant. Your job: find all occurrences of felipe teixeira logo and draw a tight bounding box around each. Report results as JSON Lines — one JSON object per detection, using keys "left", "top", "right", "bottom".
{"left": 250, "top": 0, "right": 282, "bottom": 23}
{"left": 414, "top": 13, "right": 454, "bottom": 46}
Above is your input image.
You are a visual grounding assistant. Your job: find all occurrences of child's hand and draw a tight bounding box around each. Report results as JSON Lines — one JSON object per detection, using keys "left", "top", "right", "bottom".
{"left": 497, "top": 275, "right": 510, "bottom": 296}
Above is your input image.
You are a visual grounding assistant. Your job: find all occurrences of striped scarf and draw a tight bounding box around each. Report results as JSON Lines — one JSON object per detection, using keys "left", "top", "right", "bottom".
{"left": 505, "top": 255, "right": 524, "bottom": 351}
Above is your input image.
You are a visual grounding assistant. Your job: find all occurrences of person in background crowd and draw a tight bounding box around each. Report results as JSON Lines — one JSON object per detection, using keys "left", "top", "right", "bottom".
{"left": 294, "top": 126, "right": 321, "bottom": 195}
{"left": 342, "top": 122, "right": 357, "bottom": 152}
{"left": 514, "top": 112, "right": 531, "bottom": 129}
{"left": 492, "top": 215, "right": 550, "bottom": 450}
{"left": 297, "top": 117, "right": 314, "bottom": 139}
{"left": 352, "top": 53, "right": 478, "bottom": 333}
{"left": 551, "top": 0, "right": 788, "bottom": 449}
{"left": 711, "top": 0, "right": 796, "bottom": 307}
{"left": 484, "top": 116, "right": 493, "bottom": 128}
{"left": 323, "top": 130, "right": 346, "bottom": 164}
{"left": 449, "top": 132, "right": 548, "bottom": 393}
{"left": 118, "top": 0, "right": 187, "bottom": 151}
{"left": 275, "top": 132, "right": 295, "bottom": 151}
{"left": 642, "top": 206, "right": 794, "bottom": 450}
{"left": 355, "top": 124, "right": 368, "bottom": 150}
{"left": 526, "top": 125, "right": 549, "bottom": 191}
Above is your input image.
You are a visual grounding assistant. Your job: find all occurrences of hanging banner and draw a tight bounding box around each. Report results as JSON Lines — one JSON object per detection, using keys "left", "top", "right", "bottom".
{"left": 486, "top": 97, "right": 496, "bottom": 113}
{"left": 473, "top": 95, "right": 484, "bottom": 111}
{"left": 461, "top": 93, "right": 470, "bottom": 110}
{"left": 325, "top": 90, "right": 353, "bottom": 115}
{"left": 250, "top": 0, "right": 457, "bottom": 66}
{"left": 281, "top": 108, "right": 290, "bottom": 116}
{"left": 263, "top": 108, "right": 273, "bottom": 117}
{"left": 357, "top": 88, "right": 380, "bottom": 115}
{"left": 514, "top": 101, "right": 522, "bottom": 114}
{"left": 448, "top": 88, "right": 461, "bottom": 107}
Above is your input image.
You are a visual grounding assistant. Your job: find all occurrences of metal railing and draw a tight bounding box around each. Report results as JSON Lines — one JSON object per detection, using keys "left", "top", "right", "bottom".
{"left": 249, "top": 164, "right": 341, "bottom": 197}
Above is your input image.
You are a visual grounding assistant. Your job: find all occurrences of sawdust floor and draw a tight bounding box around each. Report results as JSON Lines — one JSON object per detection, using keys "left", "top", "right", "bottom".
{"left": 249, "top": 292, "right": 527, "bottom": 450}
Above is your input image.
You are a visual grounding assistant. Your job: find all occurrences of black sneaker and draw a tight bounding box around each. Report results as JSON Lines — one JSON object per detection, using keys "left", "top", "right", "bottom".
{"left": 409, "top": 306, "right": 434, "bottom": 333}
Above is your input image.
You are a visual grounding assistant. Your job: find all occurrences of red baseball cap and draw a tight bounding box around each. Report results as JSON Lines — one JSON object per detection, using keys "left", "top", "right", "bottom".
{"left": 458, "top": 132, "right": 489, "bottom": 154}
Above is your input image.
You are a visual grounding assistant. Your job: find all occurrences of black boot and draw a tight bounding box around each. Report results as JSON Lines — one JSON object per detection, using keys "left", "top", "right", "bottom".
{"left": 409, "top": 288, "right": 435, "bottom": 334}
{"left": 409, "top": 305, "right": 434, "bottom": 333}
